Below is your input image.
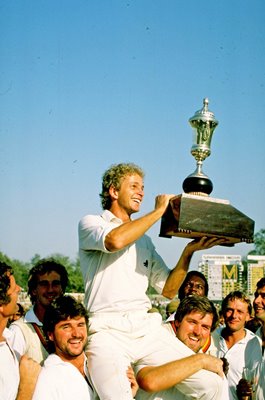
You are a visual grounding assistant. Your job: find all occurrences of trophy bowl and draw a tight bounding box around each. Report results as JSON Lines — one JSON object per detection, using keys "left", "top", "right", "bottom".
{"left": 182, "top": 98, "right": 218, "bottom": 196}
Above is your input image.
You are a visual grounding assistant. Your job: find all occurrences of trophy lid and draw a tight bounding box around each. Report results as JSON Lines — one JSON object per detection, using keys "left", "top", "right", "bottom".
{"left": 189, "top": 98, "right": 218, "bottom": 126}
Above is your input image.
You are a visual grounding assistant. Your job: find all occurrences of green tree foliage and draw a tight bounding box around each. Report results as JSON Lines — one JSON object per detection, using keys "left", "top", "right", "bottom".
{"left": 2, "top": 229, "right": 263, "bottom": 296}
{"left": 147, "top": 285, "right": 158, "bottom": 295}
{"left": 49, "top": 253, "right": 84, "bottom": 293}
{"left": 248, "top": 229, "right": 265, "bottom": 256}
{"left": 0, "top": 252, "right": 30, "bottom": 290}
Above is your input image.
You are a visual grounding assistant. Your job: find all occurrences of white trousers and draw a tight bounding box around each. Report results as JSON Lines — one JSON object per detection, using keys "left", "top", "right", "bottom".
{"left": 87, "top": 311, "right": 225, "bottom": 400}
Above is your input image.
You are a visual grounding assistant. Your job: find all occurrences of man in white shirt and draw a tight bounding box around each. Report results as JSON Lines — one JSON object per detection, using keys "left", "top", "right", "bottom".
{"left": 136, "top": 295, "right": 228, "bottom": 399}
{"left": 253, "top": 277, "right": 265, "bottom": 351}
{"left": 32, "top": 295, "right": 138, "bottom": 400}
{"left": 79, "top": 162, "right": 226, "bottom": 399}
{"left": 0, "top": 261, "right": 41, "bottom": 400}
{"left": 253, "top": 277, "right": 265, "bottom": 400}
{"left": 10, "top": 258, "right": 69, "bottom": 364}
{"left": 216, "top": 291, "right": 262, "bottom": 400}
{"left": 165, "top": 270, "right": 218, "bottom": 354}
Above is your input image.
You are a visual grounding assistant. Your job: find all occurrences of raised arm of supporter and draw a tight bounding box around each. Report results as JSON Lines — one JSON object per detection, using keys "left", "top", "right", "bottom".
{"left": 16, "top": 355, "right": 41, "bottom": 400}
{"left": 162, "top": 236, "right": 227, "bottom": 299}
{"left": 136, "top": 353, "right": 224, "bottom": 392}
{"left": 105, "top": 194, "right": 175, "bottom": 252}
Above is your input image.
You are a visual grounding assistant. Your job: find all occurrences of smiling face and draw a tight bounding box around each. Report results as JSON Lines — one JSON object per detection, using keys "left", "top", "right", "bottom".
{"left": 253, "top": 285, "right": 265, "bottom": 323}
{"left": 32, "top": 271, "right": 63, "bottom": 309}
{"left": 175, "top": 310, "right": 213, "bottom": 353}
{"left": 49, "top": 316, "right": 88, "bottom": 360}
{"left": 183, "top": 275, "right": 207, "bottom": 298}
{"left": 223, "top": 298, "right": 250, "bottom": 333}
{"left": 110, "top": 174, "right": 144, "bottom": 219}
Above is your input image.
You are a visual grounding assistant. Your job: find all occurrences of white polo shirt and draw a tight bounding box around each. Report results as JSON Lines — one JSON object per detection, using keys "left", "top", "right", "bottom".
{"left": 79, "top": 210, "right": 170, "bottom": 314}
{"left": 32, "top": 354, "right": 94, "bottom": 400}
{"left": 135, "top": 336, "right": 229, "bottom": 400}
{"left": 217, "top": 328, "right": 262, "bottom": 400}
{"left": 0, "top": 328, "right": 20, "bottom": 400}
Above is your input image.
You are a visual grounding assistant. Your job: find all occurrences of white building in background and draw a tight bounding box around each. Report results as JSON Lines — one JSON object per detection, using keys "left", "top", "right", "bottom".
{"left": 198, "top": 254, "right": 243, "bottom": 301}
{"left": 247, "top": 255, "right": 265, "bottom": 295}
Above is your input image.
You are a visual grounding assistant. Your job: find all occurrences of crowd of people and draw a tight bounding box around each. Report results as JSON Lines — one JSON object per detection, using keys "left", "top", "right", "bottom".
{"left": 0, "top": 162, "right": 264, "bottom": 400}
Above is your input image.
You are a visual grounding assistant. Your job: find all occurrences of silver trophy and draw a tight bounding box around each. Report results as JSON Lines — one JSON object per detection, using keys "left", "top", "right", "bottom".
{"left": 182, "top": 98, "right": 218, "bottom": 195}
{"left": 159, "top": 98, "right": 254, "bottom": 245}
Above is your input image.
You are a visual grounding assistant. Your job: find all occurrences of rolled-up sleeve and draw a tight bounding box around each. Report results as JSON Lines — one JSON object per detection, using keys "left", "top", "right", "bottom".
{"left": 79, "top": 214, "right": 117, "bottom": 253}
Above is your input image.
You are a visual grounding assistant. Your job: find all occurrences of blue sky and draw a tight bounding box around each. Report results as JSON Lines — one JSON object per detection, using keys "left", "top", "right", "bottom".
{"left": 0, "top": 0, "right": 264, "bottom": 269}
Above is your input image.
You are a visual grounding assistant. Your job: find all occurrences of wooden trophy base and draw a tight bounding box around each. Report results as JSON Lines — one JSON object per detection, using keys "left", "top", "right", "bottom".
{"left": 159, "top": 193, "right": 254, "bottom": 246}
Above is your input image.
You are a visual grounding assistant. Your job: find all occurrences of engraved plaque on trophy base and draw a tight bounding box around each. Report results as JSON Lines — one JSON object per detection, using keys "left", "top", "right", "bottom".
{"left": 159, "top": 193, "right": 254, "bottom": 246}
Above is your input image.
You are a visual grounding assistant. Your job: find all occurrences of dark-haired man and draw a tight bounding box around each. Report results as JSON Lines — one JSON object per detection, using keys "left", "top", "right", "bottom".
{"left": 166, "top": 270, "right": 214, "bottom": 353}
{"left": 10, "top": 258, "right": 69, "bottom": 363}
{"left": 79, "top": 162, "right": 226, "bottom": 399}
{"left": 136, "top": 295, "right": 228, "bottom": 399}
{"left": 178, "top": 270, "right": 209, "bottom": 300}
{"left": 253, "top": 277, "right": 265, "bottom": 400}
{"left": 0, "top": 261, "right": 41, "bottom": 399}
{"left": 32, "top": 295, "right": 138, "bottom": 400}
{"left": 253, "top": 277, "right": 265, "bottom": 350}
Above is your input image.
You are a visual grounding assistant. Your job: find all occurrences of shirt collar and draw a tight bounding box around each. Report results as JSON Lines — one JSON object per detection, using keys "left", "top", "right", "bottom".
{"left": 24, "top": 306, "right": 42, "bottom": 325}
{"left": 102, "top": 209, "right": 122, "bottom": 224}
{"left": 220, "top": 327, "right": 251, "bottom": 344}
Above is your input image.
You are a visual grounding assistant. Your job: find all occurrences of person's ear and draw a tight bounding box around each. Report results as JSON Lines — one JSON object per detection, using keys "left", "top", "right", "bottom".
{"left": 174, "top": 320, "right": 180, "bottom": 329}
{"left": 109, "top": 185, "right": 119, "bottom": 200}
{"left": 48, "top": 332, "right": 55, "bottom": 342}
